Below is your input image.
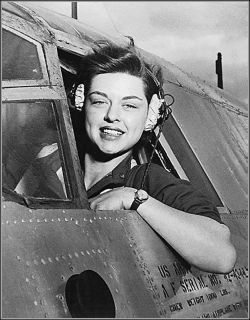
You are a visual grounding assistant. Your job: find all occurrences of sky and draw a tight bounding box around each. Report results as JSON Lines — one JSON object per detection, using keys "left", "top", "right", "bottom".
{"left": 30, "top": 1, "right": 248, "bottom": 105}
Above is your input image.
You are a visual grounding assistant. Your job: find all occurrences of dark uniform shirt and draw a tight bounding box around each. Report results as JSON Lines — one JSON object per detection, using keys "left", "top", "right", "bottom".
{"left": 87, "top": 155, "right": 223, "bottom": 224}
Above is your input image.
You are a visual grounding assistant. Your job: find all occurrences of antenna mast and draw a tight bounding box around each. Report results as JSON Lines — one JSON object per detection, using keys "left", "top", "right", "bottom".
{"left": 71, "top": 2, "right": 78, "bottom": 19}
{"left": 215, "top": 52, "right": 223, "bottom": 89}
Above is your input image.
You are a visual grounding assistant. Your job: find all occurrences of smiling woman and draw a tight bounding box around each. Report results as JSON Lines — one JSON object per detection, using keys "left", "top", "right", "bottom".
{"left": 84, "top": 73, "right": 148, "bottom": 163}
{"left": 69, "top": 41, "right": 236, "bottom": 274}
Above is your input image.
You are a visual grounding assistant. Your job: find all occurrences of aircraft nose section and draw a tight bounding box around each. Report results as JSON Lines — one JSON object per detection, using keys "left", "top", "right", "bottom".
{"left": 65, "top": 270, "right": 116, "bottom": 318}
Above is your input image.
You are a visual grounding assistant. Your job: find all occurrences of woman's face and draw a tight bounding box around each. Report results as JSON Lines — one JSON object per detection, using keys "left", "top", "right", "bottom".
{"left": 84, "top": 72, "right": 148, "bottom": 156}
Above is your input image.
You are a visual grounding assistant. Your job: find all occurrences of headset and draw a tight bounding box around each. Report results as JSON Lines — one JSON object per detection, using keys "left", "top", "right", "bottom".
{"left": 140, "top": 67, "right": 174, "bottom": 189}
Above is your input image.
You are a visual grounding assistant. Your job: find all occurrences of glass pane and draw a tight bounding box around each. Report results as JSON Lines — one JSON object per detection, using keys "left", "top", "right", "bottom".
{"left": 162, "top": 115, "right": 223, "bottom": 206}
{"left": 3, "top": 29, "right": 43, "bottom": 80}
{"left": 2, "top": 101, "right": 68, "bottom": 199}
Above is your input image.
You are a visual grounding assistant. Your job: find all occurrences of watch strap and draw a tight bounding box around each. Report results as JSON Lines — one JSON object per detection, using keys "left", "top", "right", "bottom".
{"left": 130, "top": 198, "right": 143, "bottom": 211}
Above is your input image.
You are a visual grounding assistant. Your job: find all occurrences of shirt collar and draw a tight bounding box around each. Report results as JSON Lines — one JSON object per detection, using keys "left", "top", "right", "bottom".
{"left": 86, "top": 154, "right": 133, "bottom": 198}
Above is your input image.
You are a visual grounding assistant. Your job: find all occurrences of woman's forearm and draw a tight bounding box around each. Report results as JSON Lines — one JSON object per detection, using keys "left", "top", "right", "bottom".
{"left": 137, "top": 195, "right": 237, "bottom": 273}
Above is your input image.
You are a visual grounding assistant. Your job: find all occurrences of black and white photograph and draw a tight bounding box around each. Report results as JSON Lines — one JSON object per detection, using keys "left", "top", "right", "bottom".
{"left": 2, "top": 1, "right": 248, "bottom": 318}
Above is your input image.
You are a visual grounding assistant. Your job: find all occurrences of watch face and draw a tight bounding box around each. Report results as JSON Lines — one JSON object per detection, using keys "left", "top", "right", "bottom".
{"left": 137, "top": 189, "right": 148, "bottom": 201}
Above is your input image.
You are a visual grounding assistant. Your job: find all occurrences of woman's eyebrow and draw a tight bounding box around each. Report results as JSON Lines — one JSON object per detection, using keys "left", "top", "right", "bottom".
{"left": 122, "top": 96, "right": 143, "bottom": 101}
{"left": 88, "top": 91, "right": 108, "bottom": 98}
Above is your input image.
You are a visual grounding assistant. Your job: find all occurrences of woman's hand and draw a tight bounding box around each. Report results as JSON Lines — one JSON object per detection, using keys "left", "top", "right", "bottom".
{"left": 89, "top": 187, "right": 136, "bottom": 211}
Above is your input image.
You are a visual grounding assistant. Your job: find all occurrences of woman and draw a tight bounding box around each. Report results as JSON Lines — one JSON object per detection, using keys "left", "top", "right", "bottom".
{"left": 70, "top": 42, "right": 236, "bottom": 274}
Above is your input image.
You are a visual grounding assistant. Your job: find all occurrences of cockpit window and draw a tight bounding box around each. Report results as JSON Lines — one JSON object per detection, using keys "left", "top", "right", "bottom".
{"left": 3, "top": 28, "right": 43, "bottom": 81}
{"left": 2, "top": 101, "right": 69, "bottom": 200}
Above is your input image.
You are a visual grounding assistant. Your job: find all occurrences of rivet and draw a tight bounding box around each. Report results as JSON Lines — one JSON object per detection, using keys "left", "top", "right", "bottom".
{"left": 6, "top": 221, "right": 9, "bottom": 224}
{"left": 129, "top": 243, "right": 133, "bottom": 247}
{"left": 41, "top": 259, "right": 46, "bottom": 265}
{"left": 99, "top": 217, "right": 102, "bottom": 220}
{"left": 3, "top": 205, "right": 6, "bottom": 209}
{"left": 65, "top": 218, "right": 69, "bottom": 222}
{"left": 29, "top": 219, "right": 33, "bottom": 223}
{"left": 93, "top": 217, "right": 96, "bottom": 220}
{"left": 44, "top": 218, "right": 48, "bottom": 222}
{"left": 62, "top": 210, "right": 65, "bottom": 213}
{"left": 80, "top": 251, "right": 85, "bottom": 256}
{"left": 115, "top": 288, "right": 119, "bottom": 293}
{"left": 16, "top": 256, "right": 21, "bottom": 261}
{"left": 21, "top": 219, "right": 25, "bottom": 223}
{"left": 108, "top": 273, "right": 113, "bottom": 279}
{"left": 92, "top": 249, "right": 95, "bottom": 254}
{"left": 104, "top": 217, "right": 107, "bottom": 220}
{"left": 34, "top": 301, "right": 38, "bottom": 306}
{"left": 14, "top": 220, "right": 17, "bottom": 224}
{"left": 25, "top": 278, "right": 30, "bottom": 282}
{"left": 51, "top": 219, "right": 54, "bottom": 222}
{"left": 74, "top": 252, "right": 79, "bottom": 258}
{"left": 68, "top": 254, "right": 72, "bottom": 259}
{"left": 29, "top": 209, "right": 32, "bottom": 213}
{"left": 37, "top": 219, "right": 40, "bottom": 222}
{"left": 75, "top": 220, "right": 79, "bottom": 225}
{"left": 58, "top": 218, "right": 61, "bottom": 222}
{"left": 89, "top": 219, "right": 93, "bottom": 223}
{"left": 48, "top": 257, "right": 53, "bottom": 263}
{"left": 84, "top": 218, "right": 87, "bottom": 221}
{"left": 98, "top": 249, "right": 102, "bottom": 254}
{"left": 55, "top": 257, "right": 60, "bottom": 262}
{"left": 61, "top": 255, "right": 66, "bottom": 260}
{"left": 40, "top": 299, "right": 46, "bottom": 305}
{"left": 86, "top": 250, "right": 90, "bottom": 255}
{"left": 57, "top": 294, "right": 64, "bottom": 301}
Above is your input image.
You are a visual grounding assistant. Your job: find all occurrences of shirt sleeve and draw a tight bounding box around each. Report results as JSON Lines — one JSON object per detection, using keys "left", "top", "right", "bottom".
{"left": 126, "top": 163, "right": 223, "bottom": 224}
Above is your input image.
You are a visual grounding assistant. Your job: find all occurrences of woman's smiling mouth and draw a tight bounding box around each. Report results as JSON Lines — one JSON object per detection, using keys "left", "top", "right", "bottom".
{"left": 100, "top": 127, "right": 124, "bottom": 137}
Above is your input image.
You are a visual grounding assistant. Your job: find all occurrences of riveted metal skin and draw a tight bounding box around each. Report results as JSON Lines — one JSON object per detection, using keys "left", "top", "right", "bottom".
{"left": 2, "top": 201, "right": 248, "bottom": 318}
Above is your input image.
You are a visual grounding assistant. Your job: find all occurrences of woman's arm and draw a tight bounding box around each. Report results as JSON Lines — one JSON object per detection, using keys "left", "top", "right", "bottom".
{"left": 89, "top": 187, "right": 237, "bottom": 274}
{"left": 136, "top": 193, "right": 236, "bottom": 274}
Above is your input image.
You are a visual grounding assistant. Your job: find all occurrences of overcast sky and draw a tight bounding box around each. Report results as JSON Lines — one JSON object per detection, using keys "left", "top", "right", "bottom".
{"left": 31, "top": 1, "right": 248, "bottom": 104}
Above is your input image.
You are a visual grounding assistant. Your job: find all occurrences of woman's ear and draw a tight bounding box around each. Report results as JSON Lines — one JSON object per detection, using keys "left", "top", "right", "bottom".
{"left": 75, "top": 84, "right": 85, "bottom": 111}
{"left": 144, "top": 94, "right": 163, "bottom": 131}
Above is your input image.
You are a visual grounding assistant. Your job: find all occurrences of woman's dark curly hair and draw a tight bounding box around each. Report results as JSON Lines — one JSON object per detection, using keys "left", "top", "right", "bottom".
{"left": 74, "top": 41, "right": 162, "bottom": 104}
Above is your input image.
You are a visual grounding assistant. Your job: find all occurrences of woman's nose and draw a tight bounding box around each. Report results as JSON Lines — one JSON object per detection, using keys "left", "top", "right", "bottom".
{"left": 104, "top": 104, "right": 120, "bottom": 122}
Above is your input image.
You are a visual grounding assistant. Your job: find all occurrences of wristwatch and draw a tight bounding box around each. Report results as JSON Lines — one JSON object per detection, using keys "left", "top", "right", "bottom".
{"left": 130, "top": 189, "right": 149, "bottom": 211}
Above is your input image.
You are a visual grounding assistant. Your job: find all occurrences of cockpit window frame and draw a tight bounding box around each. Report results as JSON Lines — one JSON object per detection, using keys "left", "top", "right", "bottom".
{"left": 2, "top": 98, "right": 88, "bottom": 209}
{"left": 2, "top": 25, "right": 50, "bottom": 88}
{"left": 2, "top": 19, "right": 89, "bottom": 209}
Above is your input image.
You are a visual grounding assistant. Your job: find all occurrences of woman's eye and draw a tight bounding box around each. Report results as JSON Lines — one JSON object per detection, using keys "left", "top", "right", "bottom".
{"left": 92, "top": 100, "right": 107, "bottom": 105}
{"left": 123, "top": 104, "right": 137, "bottom": 109}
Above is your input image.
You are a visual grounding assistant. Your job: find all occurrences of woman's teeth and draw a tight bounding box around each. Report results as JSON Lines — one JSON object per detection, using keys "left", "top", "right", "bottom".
{"left": 102, "top": 128, "right": 123, "bottom": 136}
